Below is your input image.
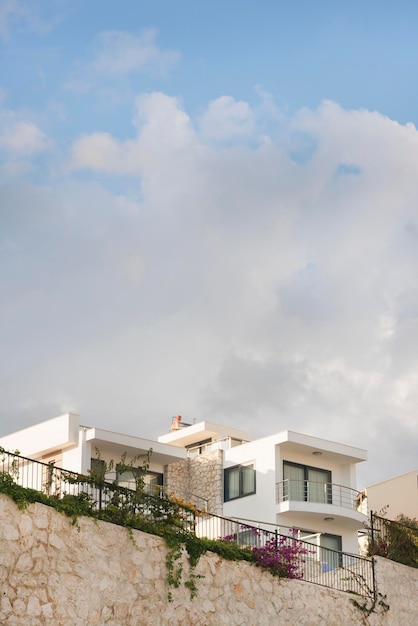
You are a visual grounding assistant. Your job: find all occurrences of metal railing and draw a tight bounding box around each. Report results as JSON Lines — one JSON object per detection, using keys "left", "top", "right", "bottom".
{"left": 369, "top": 511, "right": 418, "bottom": 568}
{"left": 193, "top": 513, "right": 374, "bottom": 597}
{"left": 0, "top": 449, "right": 209, "bottom": 511}
{"left": 187, "top": 437, "right": 247, "bottom": 457}
{"left": 276, "top": 479, "right": 364, "bottom": 512}
{"left": 0, "top": 448, "right": 125, "bottom": 508}
{"left": 0, "top": 448, "right": 374, "bottom": 598}
{"left": 105, "top": 475, "right": 209, "bottom": 511}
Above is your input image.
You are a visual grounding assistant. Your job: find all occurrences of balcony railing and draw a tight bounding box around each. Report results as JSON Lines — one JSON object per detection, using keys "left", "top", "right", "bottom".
{"left": 0, "top": 448, "right": 209, "bottom": 511}
{"left": 276, "top": 479, "right": 365, "bottom": 512}
{"left": 104, "top": 475, "right": 209, "bottom": 511}
{"left": 187, "top": 437, "right": 247, "bottom": 457}
{"left": 0, "top": 448, "right": 374, "bottom": 598}
{"left": 188, "top": 514, "right": 374, "bottom": 596}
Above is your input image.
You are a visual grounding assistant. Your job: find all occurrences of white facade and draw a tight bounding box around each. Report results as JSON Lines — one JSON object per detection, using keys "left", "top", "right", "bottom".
{"left": 0, "top": 413, "right": 187, "bottom": 484}
{"left": 1, "top": 413, "right": 367, "bottom": 554}
{"left": 364, "top": 470, "right": 418, "bottom": 521}
{"left": 160, "top": 422, "right": 367, "bottom": 554}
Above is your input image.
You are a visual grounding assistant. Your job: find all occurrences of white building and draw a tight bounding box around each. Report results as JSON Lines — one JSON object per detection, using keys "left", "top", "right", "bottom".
{"left": 364, "top": 470, "right": 418, "bottom": 521}
{"left": 159, "top": 418, "right": 367, "bottom": 554}
{"left": 0, "top": 412, "right": 187, "bottom": 494}
{"left": 0, "top": 413, "right": 367, "bottom": 554}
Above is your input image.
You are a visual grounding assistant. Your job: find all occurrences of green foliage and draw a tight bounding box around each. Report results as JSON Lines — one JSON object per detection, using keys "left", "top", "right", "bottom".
{"left": 200, "top": 537, "right": 255, "bottom": 564}
{"left": 0, "top": 449, "right": 213, "bottom": 602}
{"left": 0, "top": 447, "right": 21, "bottom": 481}
{"left": 164, "top": 537, "right": 184, "bottom": 602}
{"left": 2, "top": 448, "right": 300, "bottom": 602}
{"left": 184, "top": 572, "right": 205, "bottom": 599}
{"left": 54, "top": 493, "right": 96, "bottom": 527}
{"left": 0, "top": 472, "right": 51, "bottom": 509}
{"left": 184, "top": 534, "right": 208, "bottom": 568}
{"left": 368, "top": 512, "right": 418, "bottom": 568}
{"left": 0, "top": 472, "right": 98, "bottom": 527}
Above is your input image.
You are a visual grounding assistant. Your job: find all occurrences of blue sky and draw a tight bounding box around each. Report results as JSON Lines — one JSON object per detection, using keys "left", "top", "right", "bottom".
{"left": 2, "top": 0, "right": 418, "bottom": 489}
{"left": 3, "top": 1, "right": 418, "bottom": 137}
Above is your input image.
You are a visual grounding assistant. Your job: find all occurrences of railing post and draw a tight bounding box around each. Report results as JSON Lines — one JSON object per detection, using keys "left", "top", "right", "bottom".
{"left": 0, "top": 449, "right": 375, "bottom": 600}
{"left": 371, "top": 556, "right": 377, "bottom": 599}
{"left": 370, "top": 510, "right": 375, "bottom": 551}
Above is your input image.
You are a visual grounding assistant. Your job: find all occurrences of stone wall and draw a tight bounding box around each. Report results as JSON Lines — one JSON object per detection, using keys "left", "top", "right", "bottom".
{"left": 370, "top": 557, "right": 418, "bottom": 625}
{"left": 1, "top": 494, "right": 418, "bottom": 625}
{"left": 165, "top": 450, "right": 224, "bottom": 514}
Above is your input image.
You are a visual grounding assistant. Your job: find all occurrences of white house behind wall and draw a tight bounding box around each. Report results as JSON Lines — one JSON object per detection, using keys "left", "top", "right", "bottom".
{"left": 0, "top": 413, "right": 188, "bottom": 494}
{"left": 0, "top": 413, "right": 367, "bottom": 554}
{"left": 159, "top": 419, "right": 368, "bottom": 555}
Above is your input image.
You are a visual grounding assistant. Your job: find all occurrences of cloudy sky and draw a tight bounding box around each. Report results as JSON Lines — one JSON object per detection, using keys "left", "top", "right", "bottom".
{"left": 1, "top": 0, "right": 418, "bottom": 488}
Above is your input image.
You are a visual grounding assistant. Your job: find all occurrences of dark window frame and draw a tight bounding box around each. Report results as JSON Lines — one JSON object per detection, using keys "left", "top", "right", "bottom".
{"left": 224, "top": 463, "right": 256, "bottom": 502}
{"left": 116, "top": 465, "right": 163, "bottom": 488}
{"left": 283, "top": 460, "right": 332, "bottom": 504}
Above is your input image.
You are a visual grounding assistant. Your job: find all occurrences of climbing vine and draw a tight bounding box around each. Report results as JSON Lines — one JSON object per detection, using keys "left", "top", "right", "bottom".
{"left": 3, "top": 447, "right": 352, "bottom": 602}
{"left": 0, "top": 448, "right": 215, "bottom": 601}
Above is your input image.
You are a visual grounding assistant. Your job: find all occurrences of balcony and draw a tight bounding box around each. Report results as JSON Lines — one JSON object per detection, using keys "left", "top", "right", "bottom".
{"left": 276, "top": 479, "right": 367, "bottom": 528}
{"left": 187, "top": 437, "right": 246, "bottom": 457}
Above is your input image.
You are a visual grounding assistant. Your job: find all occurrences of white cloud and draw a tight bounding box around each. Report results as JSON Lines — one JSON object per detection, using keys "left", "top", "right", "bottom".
{"left": 0, "top": 108, "right": 51, "bottom": 178}
{"left": 0, "top": 119, "right": 50, "bottom": 155}
{"left": 70, "top": 131, "right": 143, "bottom": 175}
{"left": 4, "top": 95, "right": 418, "bottom": 488}
{"left": 133, "top": 92, "right": 194, "bottom": 145}
{"left": 198, "top": 96, "right": 255, "bottom": 142}
{"left": 70, "top": 93, "right": 198, "bottom": 177}
{"left": 123, "top": 253, "right": 147, "bottom": 285}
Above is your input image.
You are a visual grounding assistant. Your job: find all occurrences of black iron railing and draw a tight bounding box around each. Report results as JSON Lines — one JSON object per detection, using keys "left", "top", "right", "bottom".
{"left": 369, "top": 511, "right": 418, "bottom": 568}
{"left": 0, "top": 448, "right": 374, "bottom": 597}
{"left": 193, "top": 514, "right": 374, "bottom": 597}
{"left": 101, "top": 475, "right": 208, "bottom": 511}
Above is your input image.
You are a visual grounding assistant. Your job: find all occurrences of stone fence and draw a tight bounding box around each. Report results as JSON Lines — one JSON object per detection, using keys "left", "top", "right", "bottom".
{"left": 0, "top": 494, "right": 417, "bottom": 625}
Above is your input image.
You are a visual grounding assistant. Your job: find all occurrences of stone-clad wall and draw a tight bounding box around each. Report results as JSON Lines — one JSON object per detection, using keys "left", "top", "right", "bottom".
{"left": 371, "top": 557, "right": 418, "bottom": 625}
{"left": 165, "top": 450, "right": 224, "bottom": 514}
{"left": 1, "top": 494, "right": 418, "bottom": 625}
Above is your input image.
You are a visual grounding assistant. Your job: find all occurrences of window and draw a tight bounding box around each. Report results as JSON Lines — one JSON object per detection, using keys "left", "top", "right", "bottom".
{"left": 283, "top": 461, "right": 332, "bottom": 504}
{"left": 116, "top": 466, "right": 163, "bottom": 494}
{"left": 143, "top": 471, "right": 163, "bottom": 495}
{"left": 187, "top": 438, "right": 212, "bottom": 456}
{"left": 299, "top": 529, "right": 342, "bottom": 570}
{"left": 320, "top": 533, "right": 342, "bottom": 570}
{"left": 224, "top": 464, "right": 256, "bottom": 502}
{"left": 90, "top": 458, "right": 106, "bottom": 483}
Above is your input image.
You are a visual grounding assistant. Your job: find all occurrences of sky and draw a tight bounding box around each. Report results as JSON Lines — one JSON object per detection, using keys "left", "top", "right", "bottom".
{"left": 1, "top": 0, "right": 418, "bottom": 489}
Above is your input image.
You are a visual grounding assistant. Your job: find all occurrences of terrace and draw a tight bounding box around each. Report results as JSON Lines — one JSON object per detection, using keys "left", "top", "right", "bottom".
{"left": 0, "top": 447, "right": 375, "bottom": 599}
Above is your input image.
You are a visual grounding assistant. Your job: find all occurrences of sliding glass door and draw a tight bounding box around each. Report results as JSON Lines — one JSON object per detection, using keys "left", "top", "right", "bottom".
{"left": 283, "top": 462, "right": 332, "bottom": 504}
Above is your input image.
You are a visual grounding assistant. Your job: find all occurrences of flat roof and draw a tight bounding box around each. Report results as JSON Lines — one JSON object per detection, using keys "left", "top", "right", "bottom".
{"left": 86, "top": 427, "right": 188, "bottom": 465}
{"left": 158, "top": 421, "right": 252, "bottom": 448}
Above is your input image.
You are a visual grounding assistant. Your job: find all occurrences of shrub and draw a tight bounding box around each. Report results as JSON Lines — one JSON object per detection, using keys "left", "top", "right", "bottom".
{"left": 252, "top": 530, "right": 313, "bottom": 579}
{"left": 368, "top": 512, "right": 418, "bottom": 568}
